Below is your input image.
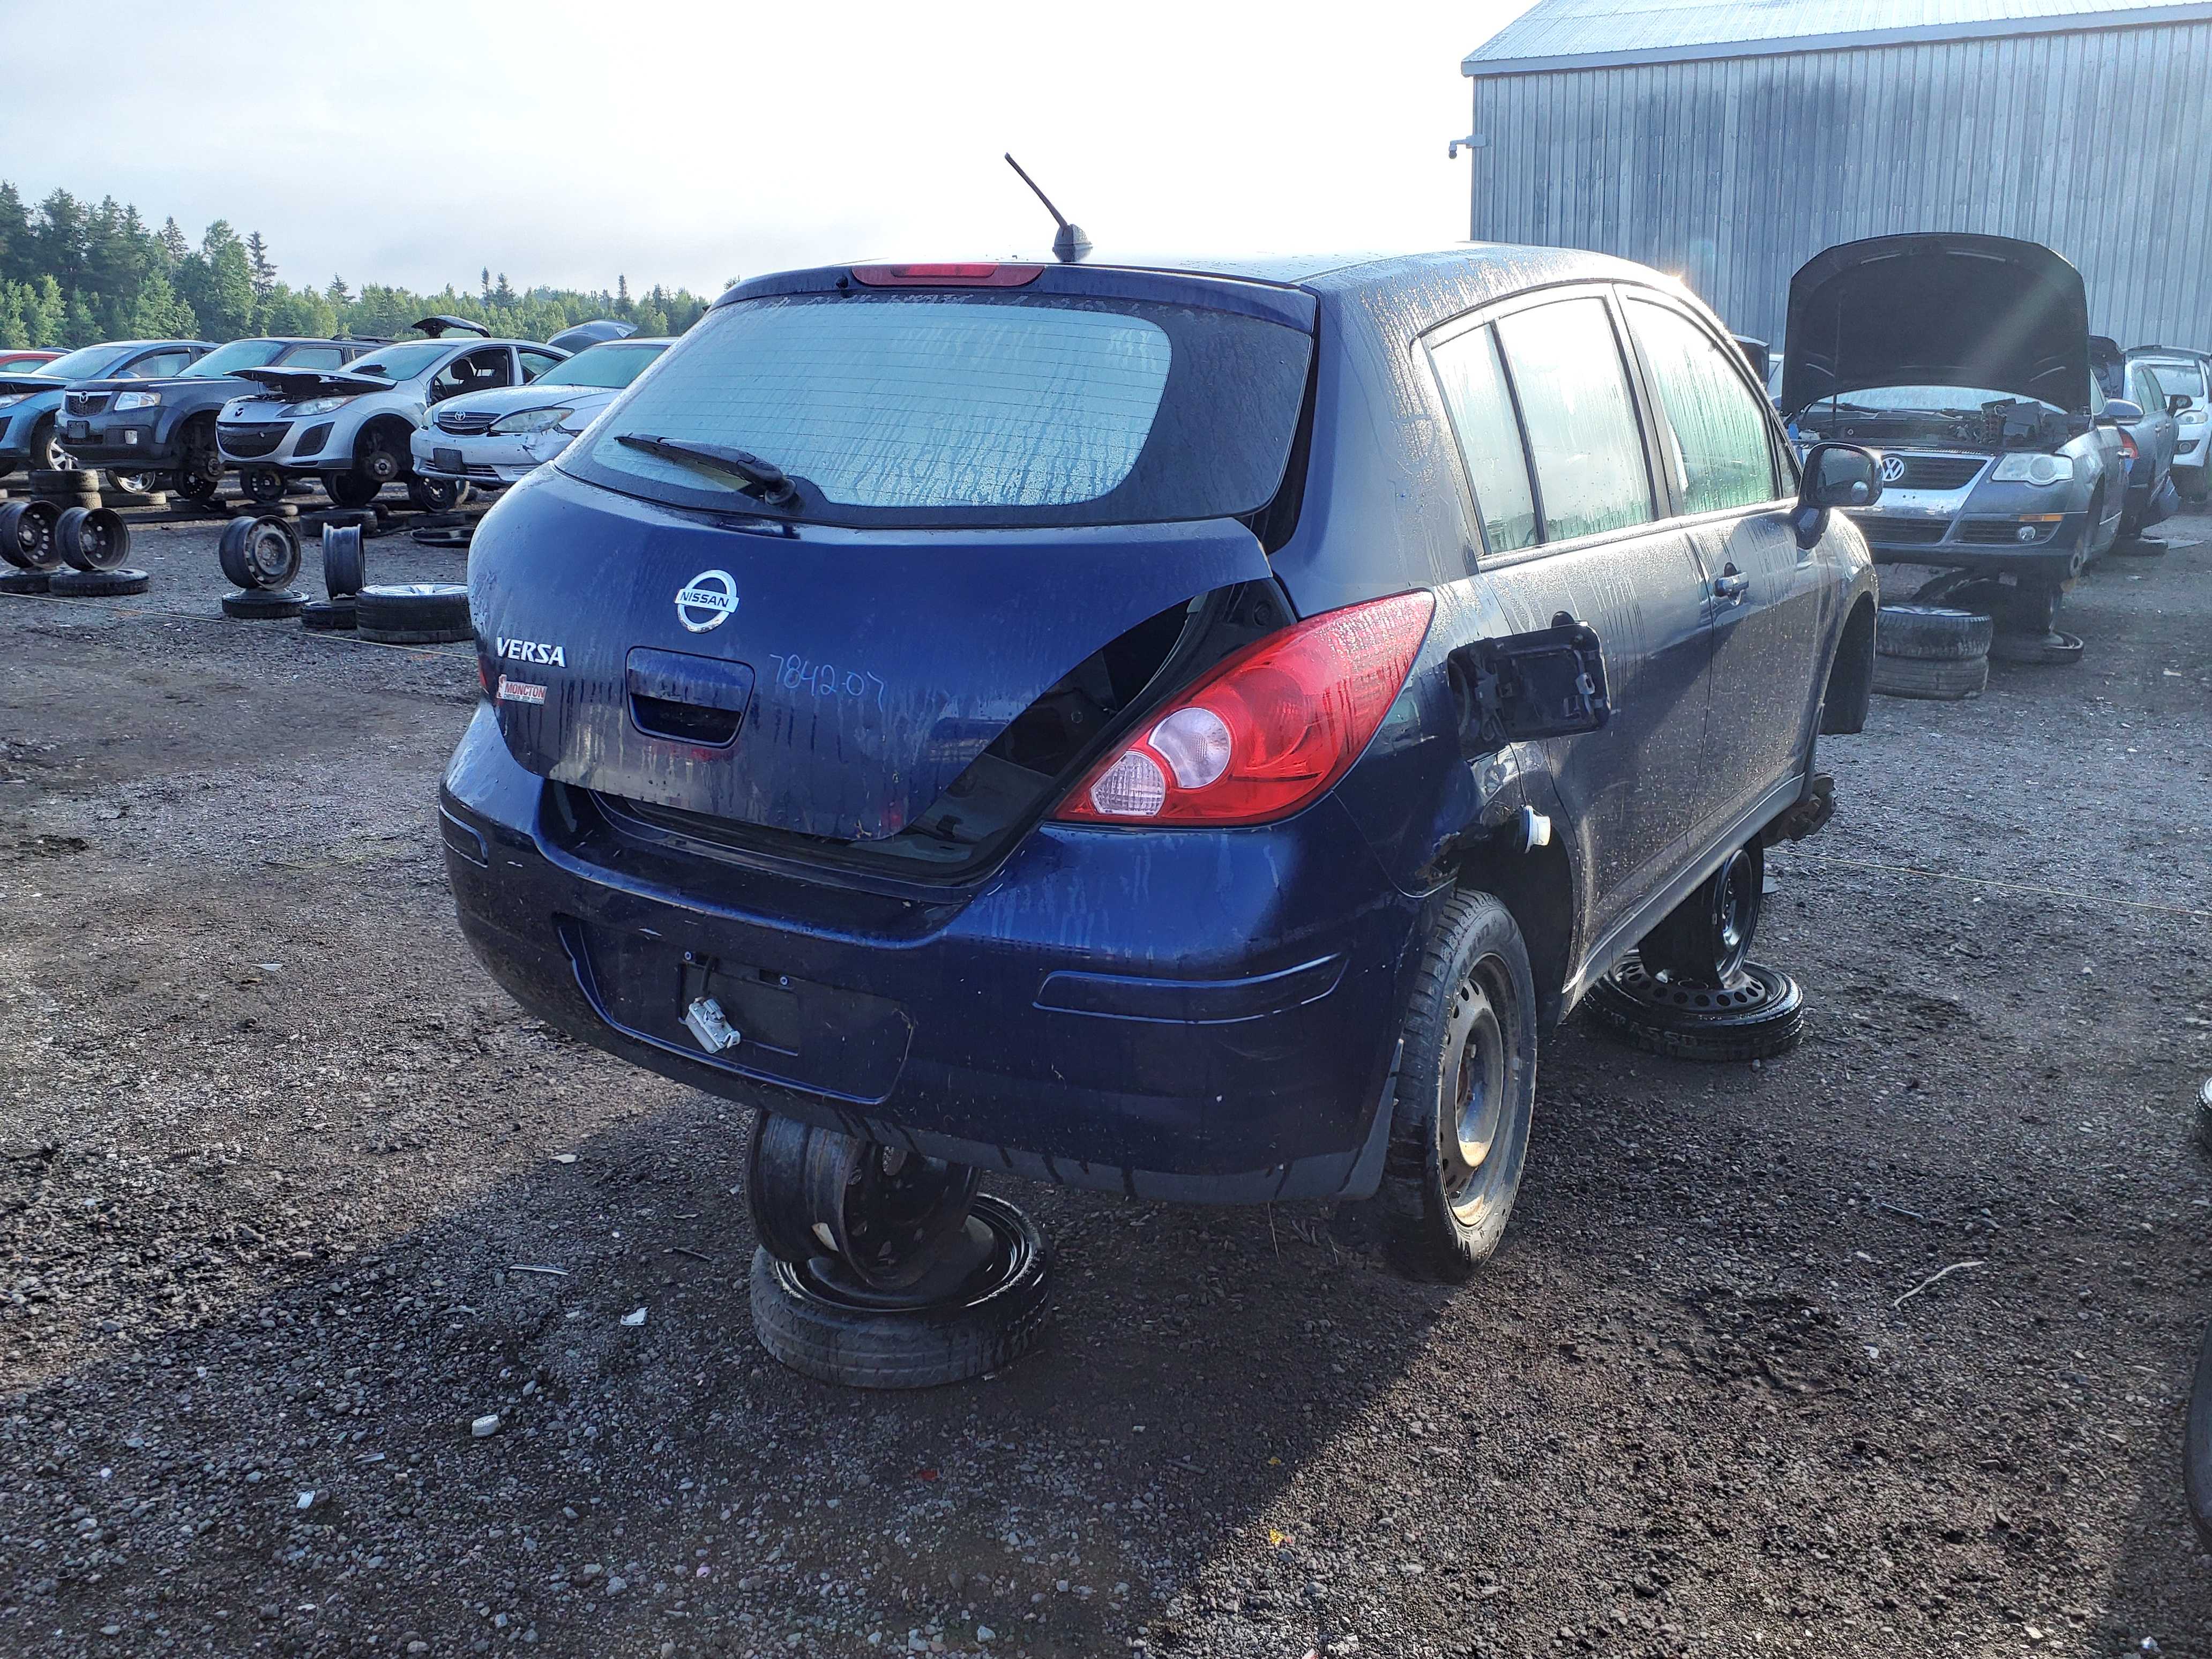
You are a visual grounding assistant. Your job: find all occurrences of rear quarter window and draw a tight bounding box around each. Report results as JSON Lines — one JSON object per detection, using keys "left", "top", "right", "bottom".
{"left": 560, "top": 291, "right": 1314, "bottom": 530}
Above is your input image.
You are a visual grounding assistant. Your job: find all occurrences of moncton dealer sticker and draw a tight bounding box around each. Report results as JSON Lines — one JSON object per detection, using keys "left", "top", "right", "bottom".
{"left": 496, "top": 676, "right": 548, "bottom": 706}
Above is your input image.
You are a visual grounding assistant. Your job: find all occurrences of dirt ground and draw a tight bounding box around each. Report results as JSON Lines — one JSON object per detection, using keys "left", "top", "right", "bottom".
{"left": 0, "top": 495, "right": 2207, "bottom": 1659}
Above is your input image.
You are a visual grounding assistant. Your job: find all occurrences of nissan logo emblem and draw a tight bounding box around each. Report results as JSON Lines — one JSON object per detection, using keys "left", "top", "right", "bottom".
{"left": 1879, "top": 454, "right": 1908, "bottom": 483}
{"left": 674, "top": 569, "right": 739, "bottom": 633}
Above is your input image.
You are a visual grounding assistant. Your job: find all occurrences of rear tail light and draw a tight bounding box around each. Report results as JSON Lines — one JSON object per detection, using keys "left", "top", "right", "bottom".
{"left": 850, "top": 263, "right": 1042, "bottom": 288}
{"left": 2119, "top": 429, "right": 2140, "bottom": 462}
{"left": 1052, "top": 591, "right": 1435, "bottom": 827}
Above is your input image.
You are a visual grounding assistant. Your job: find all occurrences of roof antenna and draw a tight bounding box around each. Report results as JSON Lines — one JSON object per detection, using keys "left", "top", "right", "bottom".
{"left": 1004, "top": 153, "right": 1091, "bottom": 263}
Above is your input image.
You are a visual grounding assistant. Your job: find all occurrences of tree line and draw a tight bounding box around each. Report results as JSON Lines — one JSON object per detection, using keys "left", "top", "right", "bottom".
{"left": 0, "top": 184, "right": 724, "bottom": 350}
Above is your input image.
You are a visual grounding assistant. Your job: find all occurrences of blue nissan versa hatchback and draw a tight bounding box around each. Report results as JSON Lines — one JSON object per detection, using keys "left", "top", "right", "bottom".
{"left": 443, "top": 249, "right": 1881, "bottom": 1296}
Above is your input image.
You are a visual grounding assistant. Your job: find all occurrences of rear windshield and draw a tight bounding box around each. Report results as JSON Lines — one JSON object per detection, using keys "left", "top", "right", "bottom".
{"left": 535, "top": 340, "right": 667, "bottom": 389}
{"left": 560, "top": 292, "right": 1314, "bottom": 528}
{"left": 2142, "top": 361, "right": 2208, "bottom": 401}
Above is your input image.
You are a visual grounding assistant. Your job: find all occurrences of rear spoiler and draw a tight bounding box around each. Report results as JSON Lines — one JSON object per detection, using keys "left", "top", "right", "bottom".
{"left": 234, "top": 367, "right": 395, "bottom": 401}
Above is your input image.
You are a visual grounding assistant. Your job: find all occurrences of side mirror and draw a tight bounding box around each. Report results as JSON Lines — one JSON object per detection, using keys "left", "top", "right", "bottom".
{"left": 1791, "top": 442, "right": 1881, "bottom": 551}
{"left": 2169, "top": 393, "right": 2193, "bottom": 417}
{"left": 2102, "top": 399, "right": 2143, "bottom": 424}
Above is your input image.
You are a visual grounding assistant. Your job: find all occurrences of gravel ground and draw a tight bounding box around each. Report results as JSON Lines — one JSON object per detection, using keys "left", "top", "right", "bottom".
{"left": 0, "top": 495, "right": 2207, "bottom": 1659}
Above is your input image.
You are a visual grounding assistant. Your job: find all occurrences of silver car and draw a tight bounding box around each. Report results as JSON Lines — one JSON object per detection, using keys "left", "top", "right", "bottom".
{"left": 408, "top": 337, "right": 671, "bottom": 492}
{"left": 214, "top": 318, "right": 565, "bottom": 509}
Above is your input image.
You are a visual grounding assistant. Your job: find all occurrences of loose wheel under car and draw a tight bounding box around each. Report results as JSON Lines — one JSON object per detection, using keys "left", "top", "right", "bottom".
{"left": 743, "top": 1113, "right": 1052, "bottom": 1388}
{"left": 408, "top": 476, "right": 472, "bottom": 513}
{"left": 240, "top": 467, "right": 287, "bottom": 506}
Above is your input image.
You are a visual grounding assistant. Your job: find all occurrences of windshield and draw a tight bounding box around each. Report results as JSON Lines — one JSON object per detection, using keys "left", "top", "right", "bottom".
{"left": 345, "top": 341, "right": 453, "bottom": 382}
{"left": 2141, "top": 361, "right": 2208, "bottom": 402}
{"left": 1805, "top": 385, "right": 2058, "bottom": 415}
{"left": 563, "top": 292, "right": 1314, "bottom": 528}
{"left": 178, "top": 339, "right": 289, "bottom": 378}
{"left": 33, "top": 344, "right": 134, "bottom": 382}
{"left": 535, "top": 341, "right": 667, "bottom": 390}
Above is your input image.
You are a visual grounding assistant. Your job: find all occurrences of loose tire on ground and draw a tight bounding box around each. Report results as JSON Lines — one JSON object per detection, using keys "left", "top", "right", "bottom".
{"left": 218, "top": 515, "right": 301, "bottom": 591}
{"left": 28, "top": 466, "right": 87, "bottom": 492}
{"left": 356, "top": 582, "right": 472, "bottom": 644}
{"left": 0, "top": 500, "right": 63, "bottom": 571}
{"left": 241, "top": 467, "right": 287, "bottom": 506}
{"left": 0, "top": 569, "right": 50, "bottom": 595}
{"left": 49, "top": 567, "right": 150, "bottom": 598}
{"left": 1873, "top": 652, "right": 1988, "bottom": 700}
{"left": 408, "top": 476, "right": 472, "bottom": 513}
{"left": 1875, "top": 604, "right": 1993, "bottom": 661}
{"left": 1370, "top": 890, "right": 1539, "bottom": 1282}
{"left": 322, "top": 522, "right": 366, "bottom": 597}
{"left": 1988, "top": 629, "right": 2085, "bottom": 667}
{"left": 749, "top": 1193, "right": 1052, "bottom": 1388}
{"left": 301, "top": 597, "right": 357, "bottom": 632}
{"left": 221, "top": 588, "right": 307, "bottom": 621}
{"left": 1585, "top": 955, "right": 1805, "bottom": 1063}
{"left": 55, "top": 506, "right": 129, "bottom": 572}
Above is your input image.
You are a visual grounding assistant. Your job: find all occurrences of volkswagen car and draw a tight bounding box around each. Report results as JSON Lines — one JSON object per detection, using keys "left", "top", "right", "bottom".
{"left": 1780, "top": 234, "right": 2126, "bottom": 588}
{"left": 409, "top": 336, "right": 671, "bottom": 492}
{"left": 442, "top": 247, "right": 1880, "bottom": 1285}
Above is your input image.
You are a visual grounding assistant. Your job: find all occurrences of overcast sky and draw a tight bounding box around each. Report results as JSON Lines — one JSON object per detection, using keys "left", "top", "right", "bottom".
{"left": 0, "top": 1, "right": 1534, "bottom": 300}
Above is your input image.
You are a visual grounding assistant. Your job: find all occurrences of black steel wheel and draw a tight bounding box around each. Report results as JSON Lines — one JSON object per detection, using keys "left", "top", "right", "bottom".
{"left": 1639, "top": 840, "right": 1764, "bottom": 989}
{"left": 750, "top": 1192, "right": 1052, "bottom": 1389}
{"left": 326, "top": 469, "right": 380, "bottom": 509}
{"left": 407, "top": 475, "right": 471, "bottom": 512}
{"left": 322, "top": 522, "right": 366, "bottom": 597}
{"left": 175, "top": 421, "right": 225, "bottom": 503}
{"left": 746, "top": 1114, "right": 983, "bottom": 1293}
{"left": 240, "top": 467, "right": 287, "bottom": 505}
{"left": 1372, "top": 890, "right": 1538, "bottom": 1281}
{"left": 1585, "top": 954, "right": 1805, "bottom": 1063}
{"left": 0, "top": 500, "right": 62, "bottom": 572}
{"left": 55, "top": 506, "right": 129, "bottom": 573}
{"left": 218, "top": 515, "right": 300, "bottom": 591}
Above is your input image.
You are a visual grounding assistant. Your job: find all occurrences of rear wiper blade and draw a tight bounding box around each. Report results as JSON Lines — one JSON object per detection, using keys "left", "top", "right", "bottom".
{"left": 616, "top": 433, "right": 800, "bottom": 505}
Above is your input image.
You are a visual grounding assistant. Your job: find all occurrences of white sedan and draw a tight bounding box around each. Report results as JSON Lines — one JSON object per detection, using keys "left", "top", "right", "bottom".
{"left": 409, "top": 337, "right": 671, "bottom": 489}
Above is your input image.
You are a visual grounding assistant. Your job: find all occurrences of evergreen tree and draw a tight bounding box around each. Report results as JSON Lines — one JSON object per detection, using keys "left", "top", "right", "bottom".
{"left": 0, "top": 184, "right": 28, "bottom": 286}
{"left": 245, "top": 231, "right": 277, "bottom": 298}
{"left": 0, "top": 283, "right": 26, "bottom": 349}
{"left": 493, "top": 272, "right": 515, "bottom": 305}
{"left": 325, "top": 274, "right": 350, "bottom": 308}
{"left": 157, "top": 216, "right": 188, "bottom": 267}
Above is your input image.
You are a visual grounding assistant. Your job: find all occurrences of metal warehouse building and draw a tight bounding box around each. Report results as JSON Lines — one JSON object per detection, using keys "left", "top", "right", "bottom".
{"left": 1460, "top": 0, "right": 2212, "bottom": 349}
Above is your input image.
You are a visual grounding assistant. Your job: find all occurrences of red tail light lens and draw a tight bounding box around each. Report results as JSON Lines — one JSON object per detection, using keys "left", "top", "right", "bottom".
{"left": 850, "top": 263, "right": 1042, "bottom": 288}
{"left": 2118, "top": 429, "right": 2140, "bottom": 462}
{"left": 1053, "top": 591, "right": 1435, "bottom": 827}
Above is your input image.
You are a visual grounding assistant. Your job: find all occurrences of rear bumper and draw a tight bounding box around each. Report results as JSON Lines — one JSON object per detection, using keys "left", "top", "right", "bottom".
{"left": 438, "top": 704, "right": 1422, "bottom": 1203}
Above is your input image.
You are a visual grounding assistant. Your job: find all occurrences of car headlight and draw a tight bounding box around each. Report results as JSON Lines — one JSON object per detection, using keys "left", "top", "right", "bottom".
{"left": 0, "top": 393, "right": 27, "bottom": 410}
{"left": 2181, "top": 407, "right": 2208, "bottom": 424}
{"left": 490, "top": 406, "right": 573, "bottom": 436}
{"left": 113, "top": 390, "right": 162, "bottom": 412}
{"left": 294, "top": 395, "right": 354, "bottom": 416}
{"left": 1991, "top": 453, "right": 2073, "bottom": 486}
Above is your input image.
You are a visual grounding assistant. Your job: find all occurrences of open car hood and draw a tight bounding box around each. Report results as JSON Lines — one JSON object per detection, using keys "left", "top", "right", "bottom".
{"left": 1781, "top": 234, "right": 2093, "bottom": 416}
{"left": 0, "top": 373, "right": 65, "bottom": 397}
{"left": 233, "top": 367, "right": 395, "bottom": 401}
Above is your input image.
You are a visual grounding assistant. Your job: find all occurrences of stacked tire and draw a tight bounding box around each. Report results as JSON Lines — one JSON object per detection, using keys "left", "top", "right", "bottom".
{"left": 29, "top": 467, "right": 100, "bottom": 512}
{"left": 356, "top": 584, "right": 472, "bottom": 645}
{"left": 1871, "top": 604, "right": 1991, "bottom": 700}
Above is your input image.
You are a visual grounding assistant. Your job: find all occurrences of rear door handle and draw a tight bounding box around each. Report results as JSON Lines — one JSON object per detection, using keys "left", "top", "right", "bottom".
{"left": 1713, "top": 569, "right": 1750, "bottom": 602}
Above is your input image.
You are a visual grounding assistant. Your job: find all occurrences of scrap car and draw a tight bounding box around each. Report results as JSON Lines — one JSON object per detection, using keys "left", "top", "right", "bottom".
{"left": 2129, "top": 345, "right": 2210, "bottom": 502}
{"left": 1781, "top": 234, "right": 2126, "bottom": 610}
{"left": 214, "top": 317, "right": 565, "bottom": 508}
{"left": 0, "top": 338, "right": 213, "bottom": 477}
{"left": 409, "top": 335, "right": 670, "bottom": 492}
{"left": 54, "top": 335, "right": 374, "bottom": 503}
{"left": 443, "top": 246, "right": 1882, "bottom": 1384}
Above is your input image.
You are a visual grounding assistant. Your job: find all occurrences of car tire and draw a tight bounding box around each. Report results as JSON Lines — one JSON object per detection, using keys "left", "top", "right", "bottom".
{"left": 1873, "top": 652, "right": 1988, "bottom": 700}
{"left": 1875, "top": 604, "right": 1992, "bottom": 661}
{"left": 1584, "top": 955, "right": 1805, "bottom": 1063}
{"left": 49, "top": 567, "right": 150, "bottom": 598}
{"left": 1638, "top": 840, "right": 1763, "bottom": 988}
{"left": 412, "top": 522, "right": 475, "bottom": 549}
{"left": 1987, "top": 628, "right": 2086, "bottom": 667}
{"left": 55, "top": 506, "right": 129, "bottom": 573}
{"left": 301, "top": 597, "right": 357, "bottom": 632}
{"left": 326, "top": 470, "right": 381, "bottom": 509}
{"left": 28, "top": 422, "right": 73, "bottom": 474}
{"left": 0, "top": 500, "right": 63, "bottom": 572}
{"left": 218, "top": 515, "right": 302, "bottom": 591}
{"left": 407, "top": 476, "right": 472, "bottom": 512}
{"left": 0, "top": 569, "right": 49, "bottom": 595}
{"left": 175, "top": 422, "right": 224, "bottom": 503}
{"left": 110, "top": 472, "right": 155, "bottom": 495}
{"left": 1372, "top": 890, "right": 1538, "bottom": 1282}
{"left": 356, "top": 582, "right": 472, "bottom": 644}
{"left": 748, "top": 1192, "right": 1052, "bottom": 1389}
{"left": 220, "top": 588, "right": 307, "bottom": 621}
{"left": 241, "top": 467, "right": 287, "bottom": 506}
{"left": 321, "top": 522, "right": 366, "bottom": 597}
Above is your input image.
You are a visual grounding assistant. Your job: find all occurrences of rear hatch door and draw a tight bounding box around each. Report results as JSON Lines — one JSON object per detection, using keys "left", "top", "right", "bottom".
{"left": 470, "top": 265, "right": 1316, "bottom": 845}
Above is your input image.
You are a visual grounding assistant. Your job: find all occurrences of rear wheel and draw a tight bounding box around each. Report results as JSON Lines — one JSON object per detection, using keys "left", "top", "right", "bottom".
{"left": 175, "top": 421, "right": 224, "bottom": 503}
{"left": 241, "top": 467, "right": 287, "bottom": 505}
{"left": 1373, "top": 891, "right": 1537, "bottom": 1281}
{"left": 29, "top": 419, "right": 73, "bottom": 473}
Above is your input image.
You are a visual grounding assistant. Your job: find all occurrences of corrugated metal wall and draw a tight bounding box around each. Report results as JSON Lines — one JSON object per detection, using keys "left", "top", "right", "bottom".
{"left": 1467, "top": 21, "right": 2212, "bottom": 349}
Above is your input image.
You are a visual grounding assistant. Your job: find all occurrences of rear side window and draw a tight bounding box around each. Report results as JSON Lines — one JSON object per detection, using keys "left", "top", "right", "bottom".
{"left": 562, "top": 292, "right": 1314, "bottom": 529}
{"left": 1492, "top": 298, "right": 1655, "bottom": 542}
{"left": 1625, "top": 298, "right": 1780, "bottom": 514}
{"left": 1428, "top": 324, "right": 1538, "bottom": 553}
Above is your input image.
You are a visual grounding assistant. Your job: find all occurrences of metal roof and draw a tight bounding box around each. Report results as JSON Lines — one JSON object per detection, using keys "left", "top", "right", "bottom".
{"left": 1463, "top": 0, "right": 2212, "bottom": 75}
